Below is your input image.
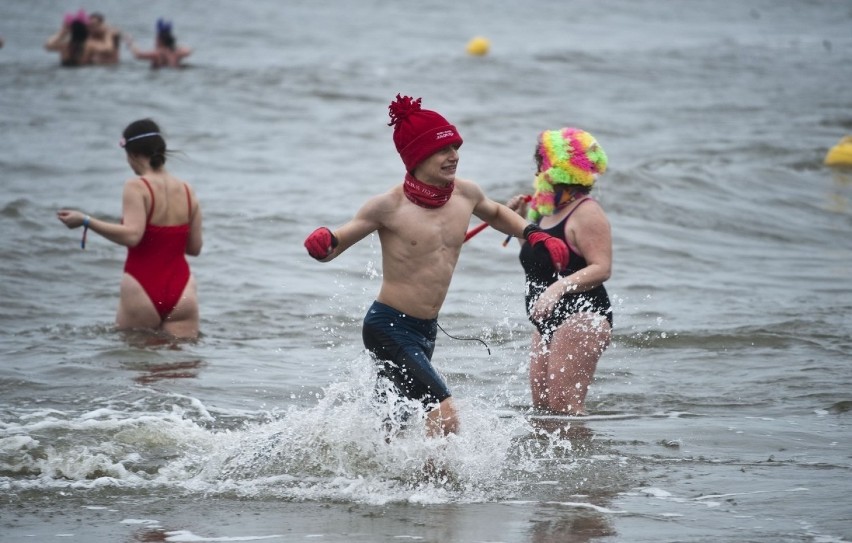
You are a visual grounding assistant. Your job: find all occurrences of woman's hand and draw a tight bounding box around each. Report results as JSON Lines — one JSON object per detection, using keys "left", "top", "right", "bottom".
{"left": 530, "top": 279, "right": 575, "bottom": 323}
{"left": 57, "top": 209, "right": 86, "bottom": 229}
{"left": 531, "top": 292, "right": 556, "bottom": 323}
{"left": 506, "top": 194, "right": 530, "bottom": 216}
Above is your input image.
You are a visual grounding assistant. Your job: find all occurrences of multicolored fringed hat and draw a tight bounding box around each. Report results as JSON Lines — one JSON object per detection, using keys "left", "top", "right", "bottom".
{"left": 527, "top": 128, "right": 608, "bottom": 222}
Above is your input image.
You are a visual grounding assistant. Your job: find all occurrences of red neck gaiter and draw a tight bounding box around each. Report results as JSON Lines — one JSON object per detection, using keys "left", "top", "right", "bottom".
{"left": 403, "top": 173, "right": 454, "bottom": 209}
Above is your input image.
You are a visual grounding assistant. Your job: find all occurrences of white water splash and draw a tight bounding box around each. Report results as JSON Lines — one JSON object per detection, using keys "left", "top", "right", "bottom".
{"left": 1, "top": 355, "right": 586, "bottom": 504}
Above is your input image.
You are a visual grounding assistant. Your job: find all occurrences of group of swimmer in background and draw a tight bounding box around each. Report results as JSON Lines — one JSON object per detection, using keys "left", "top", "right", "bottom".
{"left": 57, "top": 95, "right": 614, "bottom": 439}
{"left": 43, "top": 9, "right": 191, "bottom": 68}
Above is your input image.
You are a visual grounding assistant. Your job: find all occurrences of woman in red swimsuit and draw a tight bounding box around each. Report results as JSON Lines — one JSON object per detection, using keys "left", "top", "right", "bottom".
{"left": 57, "top": 119, "right": 203, "bottom": 339}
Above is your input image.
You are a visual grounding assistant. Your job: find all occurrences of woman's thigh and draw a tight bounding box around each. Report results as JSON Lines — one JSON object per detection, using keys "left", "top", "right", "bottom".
{"left": 116, "top": 274, "right": 161, "bottom": 330}
{"left": 547, "top": 313, "right": 611, "bottom": 374}
{"left": 162, "top": 275, "right": 199, "bottom": 339}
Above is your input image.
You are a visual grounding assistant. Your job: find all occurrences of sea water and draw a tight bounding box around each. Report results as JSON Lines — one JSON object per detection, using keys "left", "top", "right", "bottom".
{"left": 1, "top": 0, "right": 851, "bottom": 541}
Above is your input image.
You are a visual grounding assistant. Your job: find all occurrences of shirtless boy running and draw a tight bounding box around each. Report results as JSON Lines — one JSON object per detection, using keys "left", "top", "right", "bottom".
{"left": 304, "top": 95, "right": 567, "bottom": 436}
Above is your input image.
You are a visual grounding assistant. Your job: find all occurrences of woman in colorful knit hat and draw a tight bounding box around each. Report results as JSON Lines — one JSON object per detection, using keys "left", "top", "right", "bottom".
{"left": 507, "top": 127, "right": 613, "bottom": 416}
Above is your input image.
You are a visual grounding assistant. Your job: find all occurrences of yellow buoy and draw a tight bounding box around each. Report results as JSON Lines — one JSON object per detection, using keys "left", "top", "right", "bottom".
{"left": 466, "top": 36, "right": 490, "bottom": 56}
{"left": 825, "top": 136, "right": 852, "bottom": 167}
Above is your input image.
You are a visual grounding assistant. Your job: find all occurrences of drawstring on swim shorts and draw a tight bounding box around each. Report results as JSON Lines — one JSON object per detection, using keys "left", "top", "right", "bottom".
{"left": 437, "top": 322, "right": 491, "bottom": 355}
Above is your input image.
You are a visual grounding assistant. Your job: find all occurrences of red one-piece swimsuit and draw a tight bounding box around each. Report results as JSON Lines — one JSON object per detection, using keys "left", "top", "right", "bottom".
{"left": 123, "top": 177, "right": 192, "bottom": 321}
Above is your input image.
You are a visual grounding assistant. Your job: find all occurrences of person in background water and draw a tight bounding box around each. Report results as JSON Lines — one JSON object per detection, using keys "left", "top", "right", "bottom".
{"left": 57, "top": 119, "right": 203, "bottom": 339}
{"left": 44, "top": 10, "right": 91, "bottom": 67}
{"left": 86, "top": 12, "right": 121, "bottom": 65}
{"left": 304, "top": 95, "right": 569, "bottom": 437}
{"left": 126, "top": 19, "right": 192, "bottom": 69}
{"left": 506, "top": 128, "right": 613, "bottom": 416}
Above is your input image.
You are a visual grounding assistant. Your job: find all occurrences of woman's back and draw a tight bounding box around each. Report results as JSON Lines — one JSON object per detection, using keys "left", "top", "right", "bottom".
{"left": 140, "top": 175, "right": 193, "bottom": 226}
{"left": 152, "top": 45, "right": 191, "bottom": 68}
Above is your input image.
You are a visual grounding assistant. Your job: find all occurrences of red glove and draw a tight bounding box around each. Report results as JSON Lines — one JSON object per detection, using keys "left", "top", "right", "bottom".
{"left": 524, "top": 224, "right": 569, "bottom": 271}
{"left": 304, "top": 227, "right": 338, "bottom": 260}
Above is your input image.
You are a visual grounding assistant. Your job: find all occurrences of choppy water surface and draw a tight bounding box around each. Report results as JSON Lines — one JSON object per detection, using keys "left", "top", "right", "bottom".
{"left": 1, "top": 1, "right": 851, "bottom": 541}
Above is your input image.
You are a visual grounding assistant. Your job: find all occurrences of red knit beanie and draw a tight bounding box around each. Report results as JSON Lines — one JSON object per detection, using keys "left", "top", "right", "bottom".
{"left": 387, "top": 94, "right": 463, "bottom": 172}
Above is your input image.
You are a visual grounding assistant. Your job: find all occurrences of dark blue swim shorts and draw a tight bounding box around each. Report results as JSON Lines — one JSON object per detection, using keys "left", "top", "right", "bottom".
{"left": 362, "top": 300, "right": 451, "bottom": 408}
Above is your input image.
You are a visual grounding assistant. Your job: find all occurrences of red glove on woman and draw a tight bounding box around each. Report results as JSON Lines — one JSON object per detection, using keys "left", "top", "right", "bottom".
{"left": 304, "top": 227, "right": 338, "bottom": 260}
{"left": 523, "top": 224, "right": 569, "bottom": 271}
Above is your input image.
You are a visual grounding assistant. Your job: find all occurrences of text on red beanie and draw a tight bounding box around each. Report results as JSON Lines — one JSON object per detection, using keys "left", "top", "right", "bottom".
{"left": 387, "top": 94, "right": 463, "bottom": 172}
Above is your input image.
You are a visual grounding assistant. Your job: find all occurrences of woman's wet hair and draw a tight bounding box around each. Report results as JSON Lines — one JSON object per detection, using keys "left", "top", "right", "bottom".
{"left": 70, "top": 20, "right": 89, "bottom": 42}
{"left": 122, "top": 119, "right": 168, "bottom": 169}
{"left": 67, "top": 20, "right": 89, "bottom": 65}
{"left": 156, "top": 19, "right": 176, "bottom": 50}
{"left": 159, "top": 29, "right": 176, "bottom": 50}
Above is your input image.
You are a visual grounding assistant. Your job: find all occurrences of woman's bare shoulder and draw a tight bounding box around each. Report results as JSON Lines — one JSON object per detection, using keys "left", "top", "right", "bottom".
{"left": 572, "top": 198, "right": 611, "bottom": 229}
{"left": 123, "top": 177, "right": 148, "bottom": 191}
